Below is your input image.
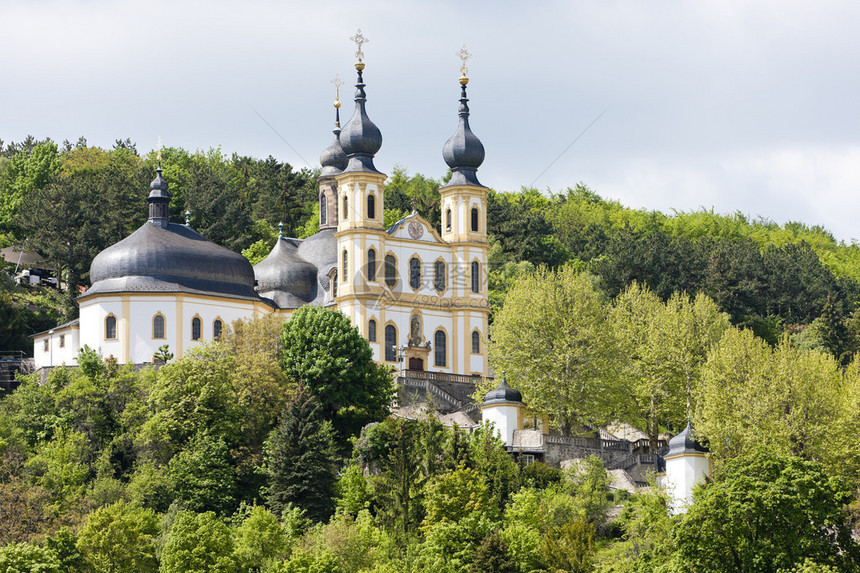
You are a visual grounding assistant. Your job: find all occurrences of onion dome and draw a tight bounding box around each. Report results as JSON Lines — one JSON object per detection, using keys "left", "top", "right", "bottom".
{"left": 442, "top": 77, "right": 485, "bottom": 187}
{"left": 665, "top": 422, "right": 708, "bottom": 458}
{"left": 482, "top": 377, "right": 524, "bottom": 407}
{"left": 254, "top": 238, "right": 319, "bottom": 309}
{"left": 148, "top": 152, "right": 171, "bottom": 226}
{"left": 320, "top": 92, "right": 348, "bottom": 177}
{"left": 339, "top": 62, "right": 383, "bottom": 174}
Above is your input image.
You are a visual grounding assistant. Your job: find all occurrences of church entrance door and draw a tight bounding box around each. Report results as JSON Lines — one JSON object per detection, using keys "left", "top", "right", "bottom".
{"left": 408, "top": 357, "right": 424, "bottom": 371}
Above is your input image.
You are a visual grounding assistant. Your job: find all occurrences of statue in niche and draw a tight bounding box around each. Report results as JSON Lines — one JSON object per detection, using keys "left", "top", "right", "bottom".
{"left": 409, "top": 314, "right": 422, "bottom": 346}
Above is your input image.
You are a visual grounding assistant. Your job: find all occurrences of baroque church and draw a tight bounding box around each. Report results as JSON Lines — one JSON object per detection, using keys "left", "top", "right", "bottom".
{"left": 32, "top": 41, "right": 490, "bottom": 383}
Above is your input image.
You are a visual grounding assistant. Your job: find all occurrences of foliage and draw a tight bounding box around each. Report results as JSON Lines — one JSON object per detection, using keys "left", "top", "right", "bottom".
{"left": 468, "top": 530, "right": 517, "bottom": 573}
{"left": 167, "top": 435, "right": 238, "bottom": 516}
{"left": 75, "top": 501, "right": 159, "bottom": 573}
{"left": 0, "top": 542, "right": 60, "bottom": 573}
{"left": 264, "top": 391, "right": 338, "bottom": 522}
{"left": 159, "top": 511, "right": 238, "bottom": 573}
{"left": 489, "top": 264, "right": 622, "bottom": 433}
{"left": 540, "top": 520, "right": 596, "bottom": 573}
{"left": 280, "top": 306, "right": 393, "bottom": 439}
{"left": 695, "top": 329, "right": 860, "bottom": 479}
{"left": 673, "top": 451, "right": 860, "bottom": 571}
{"left": 233, "top": 505, "right": 288, "bottom": 571}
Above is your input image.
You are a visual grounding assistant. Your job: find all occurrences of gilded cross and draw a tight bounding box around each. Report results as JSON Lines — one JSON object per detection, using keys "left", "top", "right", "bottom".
{"left": 456, "top": 44, "right": 471, "bottom": 77}
{"left": 331, "top": 74, "right": 344, "bottom": 104}
{"left": 350, "top": 29, "right": 369, "bottom": 62}
{"left": 156, "top": 136, "right": 163, "bottom": 163}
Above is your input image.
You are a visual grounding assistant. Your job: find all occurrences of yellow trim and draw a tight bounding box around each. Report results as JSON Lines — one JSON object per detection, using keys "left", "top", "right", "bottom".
{"left": 433, "top": 326, "right": 449, "bottom": 368}
{"left": 367, "top": 190, "right": 378, "bottom": 220}
{"left": 176, "top": 298, "right": 184, "bottom": 357}
{"left": 121, "top": 297, "right": 130, "bottom": 363}
{"left": 342, "top": 248, "right": 349, "bottom": 285}
{"left": 190, "top": 314, "right": 203, "bottom": 341}
{"left": 152, "top": 312, "right": 167, "bottom": 340}
{"left": 366, "top": 247, "right": 377, "bottom": 283}
{"left": 367, "top": 316, "right": 378, "bottom": 342}
{"left": 664, "top": 453, "right": 709, "bottom": 461}
{"left": 383, "top": 251, "right": 399, "bottom": 289}
{"left": 383, "top": 321, "right": 398, "bottom": 362}
{"left": 333, "top": 291, "right": 491, "bottom": 313}
{"left": 452, "top": 311, "right": 459, "bottom": 373}
{"left": 213, "top": 317, "right": 224, "bottom": 340}
{"left": 407, "top": 253, "right": 424, "bottom": 292}
{"left": 104, "top": 313, "right": 118, "bottom": 341}
{"left": 471, "top": 328, "right": 482, "bottom": 354}
{"left": 433, "top": 256, "right": 448, "bottom": 294}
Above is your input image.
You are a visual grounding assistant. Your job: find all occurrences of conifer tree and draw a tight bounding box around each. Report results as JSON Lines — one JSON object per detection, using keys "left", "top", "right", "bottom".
{"left": 264, "top": 390, "right": 338, "bottom": 522}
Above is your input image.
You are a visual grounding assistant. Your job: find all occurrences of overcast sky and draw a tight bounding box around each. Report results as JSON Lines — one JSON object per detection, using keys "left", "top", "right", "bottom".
{"left": 4, "top": 1, "right": 860, "bottom": 241}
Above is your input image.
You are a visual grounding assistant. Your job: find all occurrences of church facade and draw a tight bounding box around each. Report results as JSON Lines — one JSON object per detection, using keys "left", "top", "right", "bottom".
{"left": 33, "top": 50, "right": 491, "bottom": 379}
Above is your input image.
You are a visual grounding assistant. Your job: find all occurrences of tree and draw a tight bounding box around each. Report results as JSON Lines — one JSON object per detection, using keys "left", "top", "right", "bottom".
{"left": 264, "top": 390, "right": 338, "bottom": 522}
{"left": 160, "top": 511, "right": 238, "bottom": 573}
{"left": 233, "top": 506, "right": 288, "bottom": 572}
{"left": 611, "top": 284, "right": 730, "bottom": 447}
{"left": 0, "top": 542, "right": 60, "bottom": 573}
{"left": 167, "top": 435, "right": 238, "bottom": 516}
{"left": 469, "top": 531, "right": 517, "bottom": 573}
{"left": 0, "top": 140, "right": 61, "bottom": 237}
{"left": 488, "top": 264, "right": 622, "bottom": 433}
{"left": 673, "top": 452, "right": 860, "bottom": 571}
{"left": 280, "top": 306, "right": 393, "bottom": 439}
{"left": 695, "top": 329, "right": 860, "bottom": 479}
{"left": 75, "top": 501, "right": 159, "bottom": 573}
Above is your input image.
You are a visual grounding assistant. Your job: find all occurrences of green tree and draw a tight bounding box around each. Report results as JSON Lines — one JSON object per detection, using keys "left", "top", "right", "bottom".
{"left": 488, "top": 264, "right": 622, "bottom": 433}
{"left": 469, "top": 530, "right": 517, "bottom": 573}
{"left": 75, "top": 501, "right": 159, "bottom": 573}
{"left": 695, "top": 329, "right": 860, "bottom": 478}
{"left": 0, "top": 140, "right": 61, "bottom": 237}
{"left": 0, "top": 542, "right": 60, "bottom": 573}
{"left": 233, "top": 506, "right": 288, "bottom": 572}
{"left": 280, "top": 306, "right": 393, "bottom": 439}
{"left": 264, "top": 391, "right": 338, "bottom": 522}
{"left": 160, "top": 511, "right": 238, "bottom": 573}
{"left": 673, "top": 452, "right": 860, "bottom": 571}
{"left": 541, "top": 520, "right": 596, "bottom": 573}
{"left": 168, "top": 435, "right": 238, "bottom": 516}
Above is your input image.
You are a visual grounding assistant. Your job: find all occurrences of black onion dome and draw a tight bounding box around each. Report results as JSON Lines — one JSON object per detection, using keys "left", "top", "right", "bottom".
{"left": 665, "top": 422, "right": 708, "bottom": 458}
{"left": 442, "top": 81, "right": 485, "bottom": 187}
{"left": 320, "top": 127, "right": 347, "bottom": 177}
{"left": 254, "top": 238, "right": 319, "bottom": 309}
{"left": 339, "top": 66, "right": 383, "bottom": 174}
{"left": 86, "top": 223, "right": 259, "bottom": 301}
{"left": 482, "top": 378, "right": 524, "bottom": 406}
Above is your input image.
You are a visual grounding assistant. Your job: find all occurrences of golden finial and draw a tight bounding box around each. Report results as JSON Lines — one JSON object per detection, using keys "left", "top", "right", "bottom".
{"left": 156, "top": 137, "right": 163, "bottom": 163}
{"left": 350, "top": 28, "right": 369, "bottom": 69}
{"left": 456, "top": 44, "right": 471, "bottom": 85}
{"left": 331, "top": 74, "right": 343, "bottom": 109}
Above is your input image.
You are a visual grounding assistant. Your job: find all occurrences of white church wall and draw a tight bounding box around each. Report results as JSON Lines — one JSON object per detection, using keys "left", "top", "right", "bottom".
{"left": 79, "top": 299, "right": 124, "bottom": 362}
{"left": 665, "top": 454, "right": 710, "bottom": 514}
{"left": 482, "top": 404, "right": 520, "bottom": 447}
{"left": 33, "top": 326, "right": 80, "bottom": 369}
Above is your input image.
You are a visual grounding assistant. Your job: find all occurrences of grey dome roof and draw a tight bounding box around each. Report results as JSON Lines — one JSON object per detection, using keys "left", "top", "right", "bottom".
{"left": 482, "top": 378, "right": 524, "bottom": 407}
{"left": 339, "top": 67, "right": 383, "bottom": 174}
{"left": 320, "top": 127, "right": 347, "bottom": 177}
{"left": 442, "top": 82, "right": 485, "bottom": 187}
{"left": 665, "top": 422, "right": 708, "bottom": 458}
{"left": 254, "top": 238, "right": 319, "bottom": 309}
{"left": 86, "top": 222, "right": 259, "bottom": 301}
{"left": 296, "top": 228, "right": 337, "bottom": 270}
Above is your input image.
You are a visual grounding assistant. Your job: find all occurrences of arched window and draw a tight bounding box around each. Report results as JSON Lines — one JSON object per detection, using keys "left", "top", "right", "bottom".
{"left": 434, "top": 330, "right": 447, "bottom": 367}
{"left": 105, "top": 315, "right": 117, "bottom": 339}
{"left": 446, "top": 208, "right": 452, "bottom": 231}
{"left": 320, "top": 193, "right": 327, "bottom": 225}
{"left": 409, "top": 257, "right": 421, "bottom": 290}
{"left": 367, "top": 194, "right": 376, "bottom": 219}
{"left": 191, "top": 317, "right": 202, "bottom": 340}
{"left": 384, "top": 254, "right": 397, "bottom": 287}
{"left": 368, "top": 319, "right": 377, "bottom": 342}
{"left": 472, "top": 331, "right": 480, "bottom": 354}
{"left": 343, "top": 250, "right": 349, "bottom": 284}
{"left": 471, "top": 261, "right": 480, "bottom": 293}
{"left": 332, "top": 271, "right": 338, "bottom": 298}
{"left": 343, "top": 195, "right": 348, "bottom": 220}
{"left": 367, "top": 249, "right": 376, "bottom": 282}
{"left": 434, "top": 260, "right": 446, "bottom": 292}
{"left": 471, "top": 207, "right": 479, "bottom": 232}
{"left": 153, "top": 314, "right": 165, "bottom": 340}
{"left": 213, "top": 319, "right": 223, "bottom": 340}
{"left": 385, "top": 325, "right": 397, "bottom": 362}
